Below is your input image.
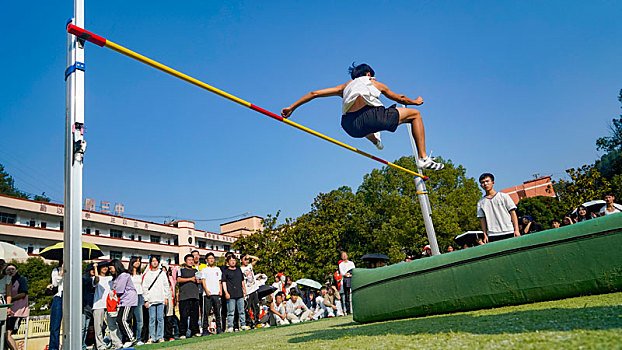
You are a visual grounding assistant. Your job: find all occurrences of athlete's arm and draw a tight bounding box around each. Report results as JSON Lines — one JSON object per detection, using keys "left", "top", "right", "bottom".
{"left": 372, "top": 80, "right": 423, "bottom": 106}
{"left": 281, "top": 83, "right": 348, "bottom": 118}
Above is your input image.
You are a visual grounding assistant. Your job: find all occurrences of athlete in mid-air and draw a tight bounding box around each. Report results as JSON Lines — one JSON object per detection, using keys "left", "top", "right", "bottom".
{"left": 281, "top": 63, "right": 444, "bottom": 170}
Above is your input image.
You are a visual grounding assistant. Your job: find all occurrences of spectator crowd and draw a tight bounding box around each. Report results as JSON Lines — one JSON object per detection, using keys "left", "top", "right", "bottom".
{"left": 35, "top": 250, "right": 355, "bottom": 350}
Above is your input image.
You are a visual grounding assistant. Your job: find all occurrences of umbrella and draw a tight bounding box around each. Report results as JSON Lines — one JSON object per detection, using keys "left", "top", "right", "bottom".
{"left": 0, "top": 242, "right": 29, "bottom": 260}
{"left": 295, "top": 278, "right": 322, "bottom": 290}
{"left": 361, "top": 253, "right": 390, "bottom": 262}
{"left": 40, "top": 242, "right": 103, "bottom": 261}
{"left": 256, "top": 284, "right": 276, "bottom": 299}
{"left": 571, "top": 200, "right": 622, "bottom": 215}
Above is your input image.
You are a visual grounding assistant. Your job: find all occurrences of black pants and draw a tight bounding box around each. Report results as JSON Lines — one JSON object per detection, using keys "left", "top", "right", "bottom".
{"left": 202, "top": 295, "right": 222, "bottom": 333}
{"left": 179, "top": 299, "right": 200, "bottom": 336}
{"left": 245, "top": 292, "right": 259, "bottom": 327}
{"left": 116, "top": 306, "right": 136, "bottom": 344}
{"left": 343, "top": 287, "right": 352, "bottom": 314}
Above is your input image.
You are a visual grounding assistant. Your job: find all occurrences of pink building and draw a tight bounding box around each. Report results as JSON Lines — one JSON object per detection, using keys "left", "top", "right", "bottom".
{"left": 0, "top": 194, "right": 263, "bottom": 265}
{"left": 501, "top": 175, "right": 556, "bottom": 205}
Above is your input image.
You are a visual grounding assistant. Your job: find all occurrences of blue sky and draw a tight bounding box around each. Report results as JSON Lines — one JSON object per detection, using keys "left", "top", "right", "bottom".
{"left": 1, "top": 1, "right": 621, "bottom": 231}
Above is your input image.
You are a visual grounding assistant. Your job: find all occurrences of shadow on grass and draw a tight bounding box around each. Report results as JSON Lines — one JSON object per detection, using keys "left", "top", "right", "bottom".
{"left": 289, "top": 305, "right": 622, "bottom": 344}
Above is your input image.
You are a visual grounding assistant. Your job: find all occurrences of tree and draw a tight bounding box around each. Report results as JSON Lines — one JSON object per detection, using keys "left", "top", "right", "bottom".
{"left": 553, "top": 165, "right": 611, "bottom": 210}
{"left": 0, "top": 163, "right": 28, "bottom": 199}
{"left": 516, "top": 196, "right": 566, "bottom": 228}
{"left": 596, "top": 89, "right": 622, "bottom": 153}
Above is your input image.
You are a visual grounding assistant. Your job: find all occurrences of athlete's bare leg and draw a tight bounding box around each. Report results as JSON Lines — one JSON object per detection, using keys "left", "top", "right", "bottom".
{"left": 396, "top": 107, "right": 427, "bottom": 159}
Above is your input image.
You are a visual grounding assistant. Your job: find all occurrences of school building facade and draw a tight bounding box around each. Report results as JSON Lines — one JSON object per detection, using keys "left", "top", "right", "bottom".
{"left": 0, "top": 194, "right": 263, "bottom": 265}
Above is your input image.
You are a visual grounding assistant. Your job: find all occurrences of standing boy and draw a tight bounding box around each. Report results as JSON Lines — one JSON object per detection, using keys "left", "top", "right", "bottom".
{"left": 477, "top": 173, "right": 520, "bottom": 243}
{"left": 240, "top": 254, "right": 260, "bottom": 328}
{"left": 222, "top": 255, "right": 248, "bottom": 332}
{"left": 176, "top": 254, "right": 200, "bottom": 338}
{"left": 199, "top": 253, "right": 223, "bottom": 335}
{"left": 599, "top": 193, "right": 621, "bottom": 216}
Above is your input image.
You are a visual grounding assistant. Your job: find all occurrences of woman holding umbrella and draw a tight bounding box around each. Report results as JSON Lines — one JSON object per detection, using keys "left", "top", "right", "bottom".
{"left": 109, "top": 259, "right": 138, "bottom": 348}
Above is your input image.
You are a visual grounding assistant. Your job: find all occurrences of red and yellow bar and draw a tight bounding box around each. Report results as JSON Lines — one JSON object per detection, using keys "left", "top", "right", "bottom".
{"left": 67, "top": 24, "right": 427, "bottom": 180}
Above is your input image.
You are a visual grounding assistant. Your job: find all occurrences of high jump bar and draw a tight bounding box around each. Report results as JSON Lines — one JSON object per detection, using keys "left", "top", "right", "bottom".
{"left": 67, "top": 24, "right": 427, "bottom": 180}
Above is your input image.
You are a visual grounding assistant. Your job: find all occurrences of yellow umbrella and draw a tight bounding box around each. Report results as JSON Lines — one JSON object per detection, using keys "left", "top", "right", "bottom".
{"left": 39, "top": 242, "right": 103, "bottom": 261}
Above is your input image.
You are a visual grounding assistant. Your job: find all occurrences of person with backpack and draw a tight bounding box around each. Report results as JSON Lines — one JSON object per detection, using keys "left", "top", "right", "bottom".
{"left": 109, "top": 259, "right": 138, "bottom": 348}
{"left": 142, "top": 256, "right": 171, "bottom": 344}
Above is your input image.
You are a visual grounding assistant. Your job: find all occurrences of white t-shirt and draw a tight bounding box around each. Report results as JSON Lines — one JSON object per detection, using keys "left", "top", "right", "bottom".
{"left": 477, "top": 192, "right": 517, "bottom": 234}
{"left": 599, "top": 205, "right": 621, "bottom": 216}
{"left": 51, "top": 267, "right": 63, "bottom": 297}
{"left": 339, "top": 260, "right": 356, "bottom": 276}
{"left": 93, "top": 275, "right": 113, "bottom": 310}
{"left": 342, "top": 76, "right": 384, "bottom": 113}
{"left": 198, "top": 266, "right": 221, "bottom": 296}
{"left": 241, "top": 265, "right": 258, "bottom": 294}
{"left": 131, "top": 273, "right": 144, "bottom": 295}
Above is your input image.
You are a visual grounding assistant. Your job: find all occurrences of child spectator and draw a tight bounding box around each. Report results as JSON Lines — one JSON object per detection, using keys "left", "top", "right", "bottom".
{"left": 5, "top": 263, "right": 28, "bottom": 350}
{"left": 599, "top": 193, "right": 621, "bottom": 216}
{"left": 199, "top": 253, "right": 223, "bottom": 335}
{"left": 324, "top": 284, "right": 344, "bottom": 317}
{"left": 575, "top": 205, "right": 595, "bottom": 222}
{"left": 240, "top": 254, "right": 260, "bottom": 329}
{"left": 312, "top": 287, "right": 329, "bottom": 320}
{"left": 477, "top": 173, "right": 520, "bottom": 243}
{"left": 520, "top": 216, "right": 543, "bottom": 234}
{"left": 285, "top": 289, "right": 312, "bottom": 323}
{"left": 338, "top": 252, "right": 355, "bottom": 315}
{"left": 109, "top": 259, "right": 138, "bottom": 348}
{"left": 47, "top": 261, "right": 63, "bottom": 350}
{"left": 92, "top": 262, "right": 121, "bottom": 350}
{"left": 222, "top": 255, "right": 249, "bottom": 332}
{"left": 128, "top": 256, "right": 145, "bottom": 345}
{"left": 142, "top": 256, "right": 171, "bottom": 344}
{"left": 177, "top": 254, "right": 201, "bottom": 338}
{"left": 270, "top": 292, "right": 289, "bottom": 326}
{"left": 562, "top": 216, "right": 574, "bottom": 226}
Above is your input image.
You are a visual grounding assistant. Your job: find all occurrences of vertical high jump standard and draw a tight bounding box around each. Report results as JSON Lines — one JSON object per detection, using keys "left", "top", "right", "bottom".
{"left": 63, "top": 0, "right": 86, "bottom": 349}
{"left": 403, "top": 106, "right": 440, "bottom": 256}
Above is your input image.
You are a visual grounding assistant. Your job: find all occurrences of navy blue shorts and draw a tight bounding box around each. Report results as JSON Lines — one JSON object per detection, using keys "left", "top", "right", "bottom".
{"left": 341, "top": 104, "right": 400, "bottom": 138}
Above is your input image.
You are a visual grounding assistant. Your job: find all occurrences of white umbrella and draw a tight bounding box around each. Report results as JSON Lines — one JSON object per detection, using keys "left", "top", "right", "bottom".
{"left": 0, "top": 242, "right": 29, "bottom": 260}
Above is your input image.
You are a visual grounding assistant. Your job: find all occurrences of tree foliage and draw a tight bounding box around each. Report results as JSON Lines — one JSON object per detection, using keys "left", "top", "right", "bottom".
{"left": 596, "top": 89, "right": 622, "bottom": 153}
{"left": 553, "top": 165, "right": 611, "bottom": 210}
{"left": 234, "top": 157, "right": 482, "bottom": 284}
{"left": 0, "top": 163, "right": 28, "bottom": 199}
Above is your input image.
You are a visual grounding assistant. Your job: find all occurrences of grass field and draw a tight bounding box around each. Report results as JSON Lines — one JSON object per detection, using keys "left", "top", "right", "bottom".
{"left": 140, "top": 292, "right": 622, "bottom": 349}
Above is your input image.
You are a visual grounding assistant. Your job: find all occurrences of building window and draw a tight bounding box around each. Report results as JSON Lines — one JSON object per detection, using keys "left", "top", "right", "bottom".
{"left": 40, "top": 222, "right": 47, "bottom": 229}
{"left": 29, "top": 220, "right": 35, "bottom": 227}
{"left": 85, "top": 228, "right": 91, "bottom": 235}
{"left": 138, "top": 236, "right": 142, "bottom": 241}
{"left": 150, "top": 235, "right": 160, "bottom": 244}
{"left": 110, "top": 229, "right": 123, "bottom": 239}
{"left": 0, "top": 212, "right": 17, "bottom": 224}
{"left": 27, "top": 247, "right": 33, "bottom": 254}
{"left": 110, "top": 251, "right": 123, "bottom": 260}
{"left": 60, "top": 220, "right": 63, "bottom": 231}
{"left": 224, "top": 245, "right": 230, "bottom": 251}
{"left": 95, "top": 229, "right": 100, "bottom": 236}
{"left": 198, "top": 240, "right": 206, "bottom": 249}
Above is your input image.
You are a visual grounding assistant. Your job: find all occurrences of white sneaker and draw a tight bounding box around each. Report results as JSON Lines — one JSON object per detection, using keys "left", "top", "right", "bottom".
{"left": 417, "top": 153, "right": 444, "bottom": 170}
{"left": 373, "top": 132, "right": 384, "bottom": 150}
{"left": 225, "top": 328, "right": 234, "bottom": 333}
{"left": 135, "top": 340, "right": 145, "bottom": 346}
{"left": 122, "top": 341, "right": 134, "bottom": 348}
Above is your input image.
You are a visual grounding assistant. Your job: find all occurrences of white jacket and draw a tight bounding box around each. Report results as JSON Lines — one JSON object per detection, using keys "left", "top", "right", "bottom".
{"left": 141, "top": 266, "right": 171, "bottom": 305}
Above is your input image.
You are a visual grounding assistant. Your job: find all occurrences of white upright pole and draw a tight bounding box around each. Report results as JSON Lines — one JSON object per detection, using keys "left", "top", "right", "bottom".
{"left": 403, "top": 106, "right": 440, "bottom": 256}
{"left": 64, "top": 0, "right": 85, "bottom": 348}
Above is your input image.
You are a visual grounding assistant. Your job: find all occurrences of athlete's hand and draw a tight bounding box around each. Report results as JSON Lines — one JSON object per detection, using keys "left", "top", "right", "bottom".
{"left": 281, "top": 107, "right": 294, "bottom": 118}
{"left": 414, "top": 97, "right": 424, "bottom": 105}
